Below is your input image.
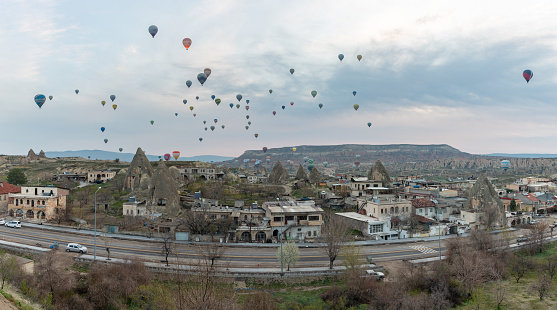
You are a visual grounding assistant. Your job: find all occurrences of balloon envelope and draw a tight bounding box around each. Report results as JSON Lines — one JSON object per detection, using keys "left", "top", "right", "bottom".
{"left": 367, "top": 122, "right": 372, "bottom": 127}
{"left": 245, "top": 126, "right": 249, "bottom": 130}
{"left": 100, "top": 127, "right": 105, "bottom": 132}
{"left": 112, "top": 104, "right": 117, "bottom": 110}
{"left": 501, "top": 160, "right": 511, "bottom": 170}
{"left": 119, "top": 148, "right": 123, "bottom": 152}
{"left": 236, "top": 94, "right": 242, "bottom": 102}
{"left": 150, "top": 120, "right": 154, "bottom": 125}
{"left": 248, "top": 121, "right": 251, "bottom": 125}
{"left": 318, "top": 103, "right": 323, "bottom": 109}
{"left": 164, "top": 153, "right": 171, "bottom": 161}
{"left": 186, "top": 80, "right": 192, "bottom": 88}
{"left": 48, "top": 95, "right": 53, "bottom": 100}
{"left": 263, "top": 147, "right": 268, "bottom": 153}
{"left": 182, "top": 38, "right": 192, "bottom": 50}
{"left": 292, "top": 148, "right": 297, "bottom": 152}
{"left": 221, "top": 125, "right": 225, "bottom": 129}
{"left": 204, "top": 68, "right": 211, "bottom": 77}
{"left": 210, "top": 126, "right": 215, "bottom": 131}
{"left": 199, "top": 138, "right": 203, "bottom": 142}
{"left": 172, "top": 151, "right": 180, "bottom": 160}
{"left": 523, "top": 70, "right": 533, "bottom": 83}
{"left": 215, "top": 99, "right": 221, "bottom": 105}
{"left": 254, "top": 133, "right": 258, "bottom": 138}
{"left": 75, "top": 89, "right": 79, "bottom": 94}
{"left": 148, "top": 25, "right": 158, "bottom": 37}
{"left": 353, "top": 91, "right": 357, "bottom": 96}
{"left": 175, "top": 113, "right": 178, "bottom": 116}
{"left": 269, "top": 89, "right": 273, "bottom": 94}
{"left": 183, "top": 99, "right": 187, "bottom": 104}
{"left": 104, "top": 139, "right": 108, "bottom": 143}
{"left": 211, "top": 95, "right": 215, "bottom": 100}
{"left": 196, "top": 96, "right": 199, "bottom": 100}
{"left": 357, "top": 54, "right": 362, "bottom": 61}
{"left": 34, "top": 94, "right": 46, "bottom": 108}
{"left": 101, "top": 101, "right": 106, "bottom": 106}
{"left": 236, "top": 104, "right": 240, "bottom": 109}
{"left": 246, "top": 99, "right": 250, "bottom": 104}
{"left": 282, "top": 105, "right": 285, "bottom": 110}
{"left": 323, "top": 161, "right": 328, "bottom": 167}
{"left": 214, "top": 119, "right": 218, "bottom": 123}
{"left": 110, "top": 95, "right": 116, "bottom": 102}
{"left": 353, "top": 104, "right": 359, "bottom": 111}
{"left": 338, "top": 54, "right": 344, "bottom": 61}
{"left": 190, "top": 106, "right": 194, "bottom": 111}
{"left": 229, "top": 103, "right": 234, "bottom": 108}
{"left": 197, "top": 73, "right": 207, "bottom": 85}
{"left": 245, "top": 106, "right": 249, "bottom": 111}
{"left": 290, "top": 102, "right": 294, "bottom": 106}
{"left": 290, "top": 68, "right": 295, "bottom": 74}
{"left": 273, "top": 111, "right": 276, "bottom": 115}
{"left": 311, "top": 90, "right": 317, "bottom": 98}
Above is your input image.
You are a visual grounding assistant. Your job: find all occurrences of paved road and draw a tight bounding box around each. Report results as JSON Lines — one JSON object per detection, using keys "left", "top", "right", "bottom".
{"left": 0, "top": 225, "right": 448, "bottom": 268}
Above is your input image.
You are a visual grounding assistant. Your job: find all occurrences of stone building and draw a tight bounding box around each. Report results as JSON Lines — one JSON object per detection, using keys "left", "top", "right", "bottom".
{"left": 0, "top": 181, "right": 21, "bottom": 212}
{"left": 88, "top": 170, "right": 116, "bottom": 183}
{"left": 7, "top": 186, "right": 68, "bottom": 221}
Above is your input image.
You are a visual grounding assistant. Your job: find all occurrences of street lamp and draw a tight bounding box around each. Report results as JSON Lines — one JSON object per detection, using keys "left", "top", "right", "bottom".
{"left": 94, "top": 187, "right": 101, "bottom": 260}
{"left": 277, "top": 197, "right": 283, "bottom": 275}
{"left": 437, "top": 206, "right": 441, "bottom": 260}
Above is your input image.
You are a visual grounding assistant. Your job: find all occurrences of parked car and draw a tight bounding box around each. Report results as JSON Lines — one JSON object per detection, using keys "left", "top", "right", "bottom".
{"left": 365, "top": 269, "right": 385, "bottom": 280}
{"left": 66, "top": 243, "right": 87, "bottom": 254}
{"left": 5, "top": 221, "right": 21, "bottom": 228}
{"left": 517, "top": 235, "right": 528, "bottom": 243}
{"left": 0, "top": 219, "right": 5, "bottom": 225}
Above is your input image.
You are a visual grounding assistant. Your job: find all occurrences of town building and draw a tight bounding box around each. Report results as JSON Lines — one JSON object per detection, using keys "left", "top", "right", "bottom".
{"left": 0, "top": 181, "right": 21, "bottom": 212}
{"left": 334, "top": 212, "right": 406, "bottom": 240}
{"left": 122, "top": 197, "right": 160, "bottom": 219}
{"left": 87, "top": 170, "right": 116, "bottom": 183}
{"left": 7, "top": 186, "right": 68, "bottom": 221}
{"left": 350, "top": 177, "right": 383, "bottom": 197}
{"left": 178, "top": 166, "right": 225, "bottom": 181}
{"left": 358, "top": 197, "right": 413, "bottom": 219}
{"left": 261, "top": 200, "right": 324, "bottom": 241}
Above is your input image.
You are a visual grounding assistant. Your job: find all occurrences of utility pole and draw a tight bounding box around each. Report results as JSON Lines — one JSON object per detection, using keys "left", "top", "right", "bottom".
{"left": 278, "top": 197, "right": 283, "bottom": 275}
{"left": 94, "top": 187, "right": 101, "bottom": 260}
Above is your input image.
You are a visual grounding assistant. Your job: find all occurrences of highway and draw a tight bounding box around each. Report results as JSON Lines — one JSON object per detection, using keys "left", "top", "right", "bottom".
{"left": 0, "top": 225, "right": 448, "bottom": 268}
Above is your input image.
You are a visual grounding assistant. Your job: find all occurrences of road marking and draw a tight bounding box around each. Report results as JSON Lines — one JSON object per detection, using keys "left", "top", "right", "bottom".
{"left": 409, "top": 245, "right": 438, "bottom": 254}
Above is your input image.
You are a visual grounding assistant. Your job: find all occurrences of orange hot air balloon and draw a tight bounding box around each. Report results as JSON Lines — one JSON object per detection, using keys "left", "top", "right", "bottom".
{"left": 172, "top": 151, "right": 180, "bottom": 160}
{"left": 190, "top": 106, "right": 194, "bottom": 111}
{"left": 182, "top": 38, "right": 192, "bottom": 50}
{"left": 204, "top": 68, "right": 212, "bottom": 77}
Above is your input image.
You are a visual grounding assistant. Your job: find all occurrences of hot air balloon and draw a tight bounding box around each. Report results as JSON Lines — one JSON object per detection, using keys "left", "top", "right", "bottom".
{"left": 281, "top": 106, "right": 285, "bottom": 110}
{"left": 353, "top": 104, "right": 359, "bottom": 111}
{"left": 190, "top": 106, "right": 194, "bottom": 111}
{"left": 308, "top": 159, "right": 314, "bottom": 164}
{"left": 148, "top": 25, "right": 158, "bottom": 38}
{"left": 210, "top": 126, "right": 215, "bottom": 131}
{"left": 246, "top": 99, "right": 249, "bottom": 104}
{"left": 318, "top": 103, "right": 323, "bottom": 109}
{"left": 357, "top": 54, "right": 362, "bottom": 61}
{"left": 354, "top": 162, "right": 360, "bottom": 167}
{"left": 273, "top": 111, "right": 276, "bottom": 115}
{"left": 204, "top": 127, "right": 208, "bottom": 131}
{"left": 323, "top": 161, "right": 328, "bottom": 167}
{"left": 353, "top": 91, "right": 357, "bottom": 96}
{"left": 356, "top": 155, "right": 361, "bottom": 159}
{"left": 367, "top": 122, "right": 372, "bottom": 127}
{"left": 100, "top": 127, "right": 105, "bottom": 132}
{"left": 215, "top": 99, "right": 221, "bottom": 105}
{"left": 119, "top": 148, "right": 123, "bottom": 152}
{"left": 196, "top": 96, "right": 199, "bottom": 100}
{"left": 183, "top": 99, "right": 188, "bottom": 104}
{"left": 269, "top": 89, "right": 273, "bottom": 94}
{"left": 172, "top": 151, "right": 180, "bottom": 160}
{"left": 254, "top": 133, "right": 259, "bottom": 138}
{"left": 186, "top": 80, "right": 192, "bottom": 88}
{"left": 211, "top": 95, "right": 215, "bottom": 100}
{"left": 292, "top": 147, "right": 297, "bottom": 152}
{"left": 290, "top": 102, "right": 294, "bottom": 106}
{"left": 214, "top": 119, "right": 218, "bottom": 123}
{"left": 221, "top": 125, "right": 225, "bottom": 129}
{"left": 48, "top": 95, "right": 53, "bottom": 100}
{"left": 266, "top": 158, "right": 271, "bottom": 163}
{"left": 303, "top": 157, "right": 308, "bottom": 163}
{"left": 150, "top": 120, "right": 154, "bottom": 125}
{"left": 246, "top": 115, "right": 250, "bottom": 119}
{"left": 523, "top": 70, "right": 533, "bottom": 83}
{"left": 104, "top": 139, "right": 108, "bottom": 144}
{"left": 199, "top": 138, "right": 203, "bottom": 142}
{"left": 311, "top": 90, "right": 317, "bottom": 98}
{"left": 204, "top": 68, "right": 211, "bottom": 77}
{"left": 290, "top": 68, "right": 295, "bottom": 75}
{"left": 248, "top": 121, "right": 251, "bottom": 125}
{"left": 236, "top": 104, "right": 240, "bottom": 109}
{"left": 501, "top": 160, "right": 511, "bottom": 171}
{"left": 101, "top": 101, "right": 106, "bottom": 106}
{"left": 262, "top": 147, "right": 268, "bottom": 153}
{"left": 197, "top": 73, "right": 207, "bottom": 85}
{"left": 112, "top": 104, "right": 117, "bottom": 110}
{"left": 175, "top": 112, "right": 178, "bottom": 116}
{"left": 203, "top": 120, "right": 207, "bottom": 124}
{"left": 110, "top": 95, "right": 116, "bottom": 102}
{"left": 164, "top": 153, "right": 171, "bottom": 161}
{"left": 193, "top": 113, "right": 196, "bottom": 117}
{"left": 245, "top": 106, "right": 249, "bottom": 111}
{"left": 229, "top": 103, "right": 234, "bottom": 108}
{"left": 34, "top": 94, "right": 46, "bottom": 108}
{"left": 245, "top": 126, "right": 249, "bottom": 130}
{"left": 338, "top": 54, "right": 344, "bottom": 61}
{"left": 236, "top": 94, "right": 242, "bottom": 102}
{"left": 75, "top": 89, "right": 79, "bottom": 94}
{"left": 182, "top": 38, "right": 192, "bottom": 50}
{"left": 308, "top": 164, "right": 315, "bottom": 171}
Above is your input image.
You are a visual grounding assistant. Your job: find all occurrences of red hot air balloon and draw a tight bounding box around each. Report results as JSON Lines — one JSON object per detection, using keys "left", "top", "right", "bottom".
{"left": 290, "top": 101, "right": 294, "bottom": 106}
{"left": 182, "top": 38, "right": 192, "bottom": 50}
{"left": 263, "top": 147, "right": 268, "bottom": 153}
{"left": 272, "top": 111, "right": 276, "bottom": 115}
{"left": 172, "top": 151, "right": 180, "bottom": 160}
{"left": 164, "top": 153, "right": 171, "bottom": 161}
{"left": 523, "top": 70, "right": 533, "bottom": 83}
{"left": 204, "top": 68, "right": 212, "bottom": 77}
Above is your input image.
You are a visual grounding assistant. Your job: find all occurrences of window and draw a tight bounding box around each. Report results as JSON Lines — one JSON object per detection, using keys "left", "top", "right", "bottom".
{"left": 211, "top": 214, "right": 217, "bottom": 220}
{"left": 221, "top": 215, "right": 228, "bottom": 219}
{"left": 298, "top": 215, "right": 307, "bottom": 221}
{"left": 126, "top": 210, "right": 129, "bottom": 215}
{"left": 309, "top": 216, "right": 320, "bottom": 221}
{"left": 274, "top": 217, "right": 282, "bottom": 222}
{"left": 381, "top": 209, "right": 383, "bottom": 214}
{"left": 308, "top": 231, "right": 312, "bottom": 236}
{"left": 369, "top": 224, "right": 383, "bottom": 234}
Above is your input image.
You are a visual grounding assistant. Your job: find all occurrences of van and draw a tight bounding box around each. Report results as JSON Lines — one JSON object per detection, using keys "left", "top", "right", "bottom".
{"left": 5, "top": 221, "right": 21, "bottom": 228}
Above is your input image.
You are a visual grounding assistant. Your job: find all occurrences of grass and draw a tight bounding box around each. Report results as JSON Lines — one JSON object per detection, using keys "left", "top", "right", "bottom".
{"left": 0, "top": 288, "right": 35, "bottom": 310}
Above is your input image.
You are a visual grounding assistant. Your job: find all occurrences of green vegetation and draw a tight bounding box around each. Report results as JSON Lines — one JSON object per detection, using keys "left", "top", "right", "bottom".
{"left": 0, "top": 289, "right": 35, "bottom": 310}
{"left": 6, "top": 168, "right": 27, "bottom": 185}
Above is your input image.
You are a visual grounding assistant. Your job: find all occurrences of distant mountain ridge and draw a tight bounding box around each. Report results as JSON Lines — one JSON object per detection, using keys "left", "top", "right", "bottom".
{"left": 233, "top": 144, "right": 478, "bottom": 164}
{"left": 484, "top": 153, "right": 557, "bottom": 159}
{"left": 45, "top": 150, "right": 233, "bottom": 163}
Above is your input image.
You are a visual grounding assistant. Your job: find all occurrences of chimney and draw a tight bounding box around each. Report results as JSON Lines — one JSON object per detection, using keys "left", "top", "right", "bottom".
{"left": 0, "top": 182, "right": 3, "bottom": 187}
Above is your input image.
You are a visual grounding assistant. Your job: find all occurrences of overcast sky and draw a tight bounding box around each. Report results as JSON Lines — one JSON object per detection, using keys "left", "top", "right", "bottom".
{"left": 2, "top": 0, "right": 557, "bottom": 157}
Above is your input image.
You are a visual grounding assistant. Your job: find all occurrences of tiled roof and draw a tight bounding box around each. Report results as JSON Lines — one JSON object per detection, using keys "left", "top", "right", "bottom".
{"left": 411, "top": 198, "right": 436, "bottom": 208}
{"left": 0, "top": 182, "right": 21, "bottom": 195}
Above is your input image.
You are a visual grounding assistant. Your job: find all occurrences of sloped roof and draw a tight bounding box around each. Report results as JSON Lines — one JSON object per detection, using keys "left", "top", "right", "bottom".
{"left": 411, "top": 198, "right": 436, "bottom": 208}
{"left": 0, "top": 182, "right": 20, "bottom": 195}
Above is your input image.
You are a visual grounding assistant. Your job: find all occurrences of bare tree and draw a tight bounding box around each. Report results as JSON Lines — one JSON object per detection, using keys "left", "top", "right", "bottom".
{"left": 529, "top": 272, "right": 553, "bottom": 301}
{"left": 184, "top": 209, "right": 212, "bottom": 235}
{"left": 493, "top": 284, "right": 507, "bottom": 310}
{"left": 0, "top": 253, "right": 17, "bottom": 289}
{"left": 340, "top": 242, "right": 364, "bottom": 270}
{"left": 321, "top": 214, "right": 349, "bottom": 269}
{"left": 528, "top": 221, "right": 550, "bottom": 254}
{"left": 508, "top": 255, "right": 534, "bottom": 284}
{"left": 198, "top": 243, "right": 226, "bottom": 267}
{"left": 545, "top": 257, "right": 557, "bottom": 280}
{"left": 160, "top": 233, "right": 174, "bottom": 266}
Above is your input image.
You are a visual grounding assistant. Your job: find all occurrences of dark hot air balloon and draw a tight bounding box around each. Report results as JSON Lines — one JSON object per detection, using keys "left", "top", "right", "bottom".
{"left": 110, "top": 95, "right": 116, "bottom": 102}
{"left": 186, "top": 80, "right": 192, "bottom": 88}
{"left": 100, "top": 127, "right": 105, "bottom": 132}
{"left": 34, "top": 94, "right": 46, "bottom": 108}
{"left": 523, "top": 70, "right": 533, "bottom": 83}
{"left": 148, "top": 25, "right": 158, "bottom": 38}
{"left": 290, "top": 68, "right": 295, "bottom": 74}
{"left": 197, "top": 73, "right": 207, "bottom": 85}
{"left": 338, "top": 54, "right": 344, "bottom": 61}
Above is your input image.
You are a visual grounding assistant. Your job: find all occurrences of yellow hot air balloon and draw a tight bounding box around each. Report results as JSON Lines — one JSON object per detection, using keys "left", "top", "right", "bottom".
{"left": 292, "top": 147, "right": 297, "bottom": 152}
{"left": 353, "top": 104, "right": 359, "bottom": 111}
{"left": 190, "top": 106, "right": 194, "bottom": 111}
{"left": 357, "top": 54, "right": 362, "bottom": 61}
{"left": 112, "top": 104, "right": 117, "bottom": 110}
{"left": 101, "top": 101, "right": 106, "bottom": 106}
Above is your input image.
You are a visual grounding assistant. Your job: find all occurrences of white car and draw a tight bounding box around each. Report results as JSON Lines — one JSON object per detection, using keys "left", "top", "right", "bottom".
{"left": 5, "top": 221, "right": 21, "bottom": 228}
{"left": 66, "top": 243, "right": 87, "bottom": 254}
{"left": 0, "top": 219, "right": 5, "bottom": 225}
{"left": 366, "top": 269, "right": 385, "bottom": 280}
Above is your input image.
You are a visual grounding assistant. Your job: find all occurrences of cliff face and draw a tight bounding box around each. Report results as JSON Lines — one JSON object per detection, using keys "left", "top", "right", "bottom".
{"left": 296, "top": 165, "right": 308, "bottom": 181}
{"left": 124, "top": 148, "right": 154, "bottom": 191}
{"left": 268, "top": 161, "right": 289, "bottom": 184}
{"left": 27, "top": 149, "right": 39, "bottom": 160}
{"left": 368, "top": 160, "right": 392, "bottom": 187}
{"left": 465, "top": 174, "right": 504, "bottom": 228}
{"left": 148, "top": 160, "right": 179, "bottom": 215}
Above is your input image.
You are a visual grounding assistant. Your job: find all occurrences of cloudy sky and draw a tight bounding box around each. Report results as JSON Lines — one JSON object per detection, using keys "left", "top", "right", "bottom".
{"left": 2, "top": 0, "right": 557, "bottom": 157}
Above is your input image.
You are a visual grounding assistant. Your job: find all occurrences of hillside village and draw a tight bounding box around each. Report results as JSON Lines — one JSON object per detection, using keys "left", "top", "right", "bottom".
{"left": 2, "top": 146, "right": 556, "bottom": 244}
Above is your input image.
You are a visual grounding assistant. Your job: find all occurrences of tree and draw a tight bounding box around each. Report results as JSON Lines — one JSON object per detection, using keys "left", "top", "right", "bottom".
{"left": 321, "top": 214, "right": 349, "bottom": 269}
{"left": 340, "top": 242, "right": 364, "bottom": 270}
{"left": 528, "top": 221, "right": 550, "bottom": 254}
{"left": 198, "top": 243, "right": 226, "bottom": 267}
{"left": 276, "top": 241, "right": 299, "bottom": 271}
{"left": 529, "top": 272, "right": 553, "bottom": 301}
{"left": 508, "top": 255, "right": 534, "bottom": 284}
{"left": 509, "top": 198, "right": 517, "bottom": 212}
{"left": 6, "top": 168, "right": 27, "bottom": 185}
{"left": 0, "top": 253, "right": 17, "bottom": 289}
{"left": 160, "top": 233, "right": 174, "bottom": 266}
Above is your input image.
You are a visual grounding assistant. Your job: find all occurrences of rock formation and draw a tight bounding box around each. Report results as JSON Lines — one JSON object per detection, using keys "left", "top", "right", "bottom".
{"left": 465, "top": 174, "right": 504, "bottom": 228}
{"left": 27, "top": 149, "right": 39, "bottom": 160}
{"left": 368, "top": 160, "right": 392, "bottom": 188}
{"left": 38, "top": 150, "right": 47, "bottom": 158}
{"left": 124, "top": 147, "right": 153, "bottom": 191}
{"left": 268, "top": 161, "right": 289, "bottom": 184}
{"left": 308, "top": 167, "right": 322, "bottom": 184}
{"left": 148, "top": 160, "right": 180, "bottom": 215}
{"left": 295, "top": 165, "right": 308, "bottom": 181}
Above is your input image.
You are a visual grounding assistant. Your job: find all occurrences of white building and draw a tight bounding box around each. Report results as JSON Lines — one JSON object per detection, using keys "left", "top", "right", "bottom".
{"left": 335, "top": 212, "right": 407, "bottom": 240}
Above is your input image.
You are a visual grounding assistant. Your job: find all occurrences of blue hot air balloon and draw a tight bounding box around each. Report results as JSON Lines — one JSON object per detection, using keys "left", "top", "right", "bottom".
{"left": 248, "top": 121, "right": 251, "bottom": 125}
{"left": 197, "top": 73, "right": 207, "bottom": 85}
{"left": 104, "top": 139, "right": 108, "bottom": 143}
{"left": 148, "top": 25, "right": 158, "bottom": 38}
{"left": 501, "top": 160, "right": 511, "bottom": 171}
{"left": 214, "top": 119, "right": 218, "bottom": 123}
{"left": 323, "top": 161, "right": 328, "bottom": 167}
{"left": 199, "top": 138, "right": 203, "bottom": 142}
{"left": 229, "top": 103, "right": 234, "bottom": 108}
{"left": 110, "top": 95, "right": 116, "bottom": 102}
{"left": 353, "top": 91, "right": 357, "bottom": 96}
{"left": 75, "top": 89, "right": 79, "bottom": 94}
{"left": 210, "top": 126, "right": 215, "bottom": 131}
{"left": 100, "top": 127, "right": 105, "bottom": 132}
{"left": 236, "top": 94, "right": 243, "bottom": 102}
{"left": 119, "top": 148, "right": 123, "bottom": 152}
{"left": 186, "top": 80, "right": 192, "bottom": 88}
{"left": 211, "top": 95, "right": 215, "bottom": 100}
{"left": 48, "top": 95, "right": 53, "bottom": 100}
{"left": 183, "top": 99, "right": 187, "bottom": 104}
{"left": 175, "top": 113, "right": 178, "bottom": 116}
{"left": 318, "top": 103, "right": 323, "bottom": 109}
{"left": 523, "top": 70, "right": 533, "bottom": 83}
{"left": 367, "top": 122, "right": 372, "bottom": 127}
{"left": 34, "top": 94, "right": 46, "bottom": 108}
{"left": 338, "top": 54, "right": 344, "bottom": 61}
{"left": 282, "top": 105, "right": 286, "bottom": 110}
